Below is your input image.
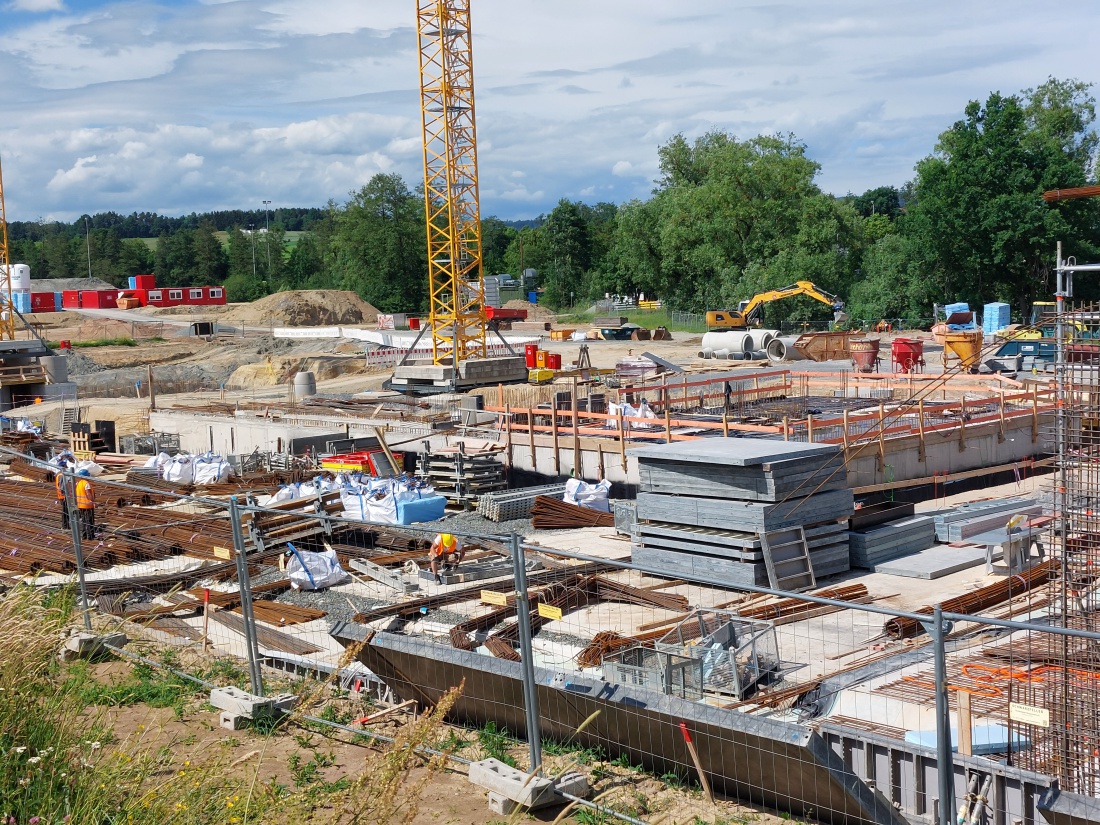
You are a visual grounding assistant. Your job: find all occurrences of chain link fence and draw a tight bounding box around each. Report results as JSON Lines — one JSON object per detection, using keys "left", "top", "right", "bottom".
{"left": 10, "top": 452, "right": 1098, "bottom": 824}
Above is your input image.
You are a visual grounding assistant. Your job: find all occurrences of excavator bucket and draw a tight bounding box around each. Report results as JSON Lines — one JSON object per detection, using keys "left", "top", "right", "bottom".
{"left": 834, "top": 308, "right": 849, "bottom": 325}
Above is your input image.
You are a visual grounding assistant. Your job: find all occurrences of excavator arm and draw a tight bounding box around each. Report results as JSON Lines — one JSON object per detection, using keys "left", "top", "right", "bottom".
{"left": 738, "top": 280, "right": 845, "bottom": 324}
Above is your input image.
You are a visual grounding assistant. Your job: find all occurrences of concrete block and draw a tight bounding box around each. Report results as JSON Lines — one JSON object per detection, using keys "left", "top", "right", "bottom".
{"left": 209, "top": 686, "right": 273, "bottom": 719}
{"left": 471, "top": 760, "right": 589, "bottom": 812}
{"left": 219, "top": 711, "right": 249, "bottom": 730}
{"left": 59, "top": 631, "right": 128, "bottom": 662}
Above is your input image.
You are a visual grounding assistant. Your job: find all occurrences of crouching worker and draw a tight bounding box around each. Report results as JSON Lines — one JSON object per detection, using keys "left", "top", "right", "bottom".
{"left": 429, "top": 533, "right": 465, "bottom": 585}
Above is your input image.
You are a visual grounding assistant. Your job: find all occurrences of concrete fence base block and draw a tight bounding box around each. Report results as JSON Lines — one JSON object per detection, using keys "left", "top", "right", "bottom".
{"left": 470, "top": 759, "right": 590, "bottom": 812}
{"left": 209, "top": 686, "right": 273, "bottom": 719}
{"left": 219, "top": 711, "right": 249, "bottom": 731}
{"left": 59, "top": 631, "right": 128, "bottom": 663}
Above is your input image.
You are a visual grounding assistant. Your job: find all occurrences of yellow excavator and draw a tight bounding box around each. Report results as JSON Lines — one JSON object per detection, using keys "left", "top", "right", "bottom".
{"left": 706, "top": 281, "right": 847, "bottom": 329}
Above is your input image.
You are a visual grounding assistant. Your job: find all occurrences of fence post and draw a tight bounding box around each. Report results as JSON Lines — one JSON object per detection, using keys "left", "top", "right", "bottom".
{"left": 229, "top": 497, "right": 264, "bottom": 697}
{"left": 930, "top": 604, "right": 954, "bottom": 825}
{"left": 64, "top": 472, "right": 92, "bottom": 630}
{"left": 510, "top": 533, "right": 543, "bottom": 775}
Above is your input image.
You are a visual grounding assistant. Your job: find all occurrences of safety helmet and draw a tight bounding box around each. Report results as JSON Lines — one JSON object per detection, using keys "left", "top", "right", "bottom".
{"left": 440, "top": 533, "right": 456, "bottom": 548}
{"left": 77, "top": 469, "right": 91, "bottom": 477}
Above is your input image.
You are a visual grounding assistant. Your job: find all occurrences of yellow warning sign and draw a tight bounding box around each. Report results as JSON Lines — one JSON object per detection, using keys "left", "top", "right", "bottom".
{"left": 537, "top": 603, "right": 563, "bottom": 621}
{"left": 212, "top": 545, "right": 233, "bottom": 560}
{"left": 481, "top": 590, "right": 508, "bottom": 607}
{"left": 1009, "top": 702, "right": 1050, "bottom": 728}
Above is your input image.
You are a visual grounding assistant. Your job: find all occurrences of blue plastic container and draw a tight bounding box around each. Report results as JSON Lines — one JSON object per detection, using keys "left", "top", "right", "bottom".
{"left": 527, "top": 290, "right": 538, "bottom": 304}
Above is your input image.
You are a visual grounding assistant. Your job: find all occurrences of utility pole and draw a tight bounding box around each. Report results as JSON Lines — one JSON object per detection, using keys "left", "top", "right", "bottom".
{"left": 248, "top": 224, "right": 256, "bottom": 279}
{"left": 262, "top": 200, "right": 272, "bottom": 272}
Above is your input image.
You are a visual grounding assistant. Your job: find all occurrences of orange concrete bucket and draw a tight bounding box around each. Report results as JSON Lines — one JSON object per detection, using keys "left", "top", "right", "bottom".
{"left": 850, "top": 337, "right": 881, "bottom": 373}
{"left": 943, "top": 331, "right": 983, "bottom": 371}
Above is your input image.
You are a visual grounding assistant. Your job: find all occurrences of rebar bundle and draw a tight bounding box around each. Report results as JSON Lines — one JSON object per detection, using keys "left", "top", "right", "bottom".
{"left": 530, "top": 495, "right": 615, "bottom": 529}
{"left": 883, "top": 560, "right": 1057, "bottom": 639}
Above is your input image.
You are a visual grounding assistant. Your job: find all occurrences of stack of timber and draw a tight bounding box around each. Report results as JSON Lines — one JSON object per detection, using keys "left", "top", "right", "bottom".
{"left": 628, "top": 440, "right": 854, "bottom": 589}
{"left": 848, "top": 501, "right": 937, "bottom": 568}
{"left": 933, "top": 497, "right": 1042, "bottom": 542}
{"left": 420, "top": 446, "right": 506, "bottom": 508}
{"left": 477, "top": 483, "right": 568, "bottom": 522}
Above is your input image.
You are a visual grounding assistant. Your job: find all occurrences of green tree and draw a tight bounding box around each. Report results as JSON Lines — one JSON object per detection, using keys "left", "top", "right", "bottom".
{"left": 611, "top": 130, "right": 861, "bottom": 320}
{"left": 480, "top": 217, "right": 517, "bottom": 277}
{"left": 332, "top": 173, "right": 426, "bottom": 311}
{"left": 192, "top": 222, "right": 229, "bottom": 285}
{"left": 904, "top": 78, "right": 1100, "bottom": 312}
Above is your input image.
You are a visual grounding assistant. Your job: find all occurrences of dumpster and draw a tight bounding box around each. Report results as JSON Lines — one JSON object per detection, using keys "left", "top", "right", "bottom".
{"left": 943, "top": 331, "right": 983, "bottom": 372}
{"left": 791, "top": 331, "right": 852, "bottom": 362}
{"left": 850, "top": 338, "right": 881, "bottom": 373}
{"left": 891, "top": 338, "right": 925, "bottom": 374}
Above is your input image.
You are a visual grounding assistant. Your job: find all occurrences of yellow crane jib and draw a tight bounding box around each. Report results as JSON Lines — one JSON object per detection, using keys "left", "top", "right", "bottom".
{"left": 706, "top": 281, "right": 847, "bottom": 329}
{"left": 417, "top": 0, "right": 488, "bottom": 367}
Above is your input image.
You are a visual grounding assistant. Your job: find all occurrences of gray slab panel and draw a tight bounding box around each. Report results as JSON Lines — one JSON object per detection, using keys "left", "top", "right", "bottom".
{"left": 629, "top": 438, "right": 841, "bottom": 467}
{"left": 871, "top": 545, "right": 989, "bottom": 579}
{"left": 637, "top": 489, "right": 855, "bottom": 533}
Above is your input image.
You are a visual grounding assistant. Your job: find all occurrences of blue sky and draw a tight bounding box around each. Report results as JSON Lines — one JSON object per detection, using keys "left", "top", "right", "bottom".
{"left": 0, "top": 0, "right": 1098, "bottom": 223}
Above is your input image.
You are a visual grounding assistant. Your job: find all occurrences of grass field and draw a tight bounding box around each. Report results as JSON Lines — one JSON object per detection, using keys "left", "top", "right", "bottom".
{"left": 138, "top": 231, "right": 305, "bottom": 250}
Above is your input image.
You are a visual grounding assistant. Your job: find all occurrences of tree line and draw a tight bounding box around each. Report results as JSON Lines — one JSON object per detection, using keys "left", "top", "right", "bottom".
{"left": 6, "top": 77, "right": 1098, "bottom": 324}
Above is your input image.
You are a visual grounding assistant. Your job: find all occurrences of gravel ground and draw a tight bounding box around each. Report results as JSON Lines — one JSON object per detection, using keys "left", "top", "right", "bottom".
{"left": 423, "top": 509, "right": 534, "bottom": 539}
{"left": 250, "top": 565, "right": 392, "bottom": 624}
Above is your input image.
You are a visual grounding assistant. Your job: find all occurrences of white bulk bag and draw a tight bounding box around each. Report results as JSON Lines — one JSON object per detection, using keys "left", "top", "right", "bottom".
{"left": 564, "top": 478, "right": 612, "bottom": 513}
{"left": 287, "top": 547, "right": 347, "bottom": 591}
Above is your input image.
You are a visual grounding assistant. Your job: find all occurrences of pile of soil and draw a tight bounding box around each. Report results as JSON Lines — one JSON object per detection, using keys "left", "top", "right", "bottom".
{"left": 504, "top": 298, "right": 555, "bottom": 320}
{"left": 220, "top": 290, "right": 380, "bottom": 326}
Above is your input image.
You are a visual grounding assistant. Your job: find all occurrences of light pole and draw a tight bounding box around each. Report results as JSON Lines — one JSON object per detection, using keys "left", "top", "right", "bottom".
{"left": 262, "top": 200, "right": 271, "bottom": 272}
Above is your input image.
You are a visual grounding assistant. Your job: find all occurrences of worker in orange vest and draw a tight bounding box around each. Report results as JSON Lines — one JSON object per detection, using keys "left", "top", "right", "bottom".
{"left": 75, "top": 469, "right": 96, "bottom": 540}
{"left": 54, "top": 468, "right": 70, "bottom": 530}
{"left": 429, "top": 533, "right": 465, "bottom": 584}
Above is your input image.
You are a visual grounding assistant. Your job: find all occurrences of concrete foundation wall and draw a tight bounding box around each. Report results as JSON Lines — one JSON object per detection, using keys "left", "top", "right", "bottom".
{"left": 149, "top": 411, "right": 342, "bottom": 456}
{"left": 499, "top": 414, "right": 1054, "bottom": 496}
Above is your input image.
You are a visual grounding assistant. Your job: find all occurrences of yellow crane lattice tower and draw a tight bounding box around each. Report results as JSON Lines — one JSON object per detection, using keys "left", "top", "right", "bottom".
{"left": 417, "top": 0, "right": 488, "bottom": 366}
{"left": 0, "top": 155, "right": 15, "bottom": 341}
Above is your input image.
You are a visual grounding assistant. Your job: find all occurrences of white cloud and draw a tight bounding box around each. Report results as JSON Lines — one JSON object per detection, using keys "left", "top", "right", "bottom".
{"left": 7, "top": 0, "right": 64, "bottom": 11}
{"left": 0, "top": 0, "right": 1097, "bottom": 219}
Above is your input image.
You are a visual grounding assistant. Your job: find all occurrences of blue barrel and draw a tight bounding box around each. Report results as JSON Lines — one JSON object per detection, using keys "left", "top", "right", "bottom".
{"left": 527, "top": 290, "right": 538, "bottom": 304}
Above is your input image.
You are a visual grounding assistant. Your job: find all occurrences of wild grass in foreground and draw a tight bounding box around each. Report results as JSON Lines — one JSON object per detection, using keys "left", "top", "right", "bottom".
{"left": 0, "top": 587, "right": 461, "bottom": 824}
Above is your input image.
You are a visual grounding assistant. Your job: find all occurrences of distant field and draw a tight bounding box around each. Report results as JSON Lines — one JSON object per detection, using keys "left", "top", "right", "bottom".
{"left": 139, "top": 231, "right": 305, "bottom": 249}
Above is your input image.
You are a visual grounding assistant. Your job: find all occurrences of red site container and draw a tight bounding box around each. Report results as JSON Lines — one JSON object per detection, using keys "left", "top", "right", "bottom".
{"left": 891, "top": 338, "right": 925, "bottom": 374}
{"left": 524, "top": 343, "right": 539, "bottom": 368}
{"left": 546, "top": 352, "right": 562, "bottom": 370}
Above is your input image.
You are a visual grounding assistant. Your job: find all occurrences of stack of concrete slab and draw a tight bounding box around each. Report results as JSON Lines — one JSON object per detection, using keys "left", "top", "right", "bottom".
{"left": 628, "top": 440, "right": 854, "bottom": 586}
{"left": 933, "top": 497, "right": 1041, "bottom": 543}
{"left": 849, "top": 515, "right": 937, "bottom": 568}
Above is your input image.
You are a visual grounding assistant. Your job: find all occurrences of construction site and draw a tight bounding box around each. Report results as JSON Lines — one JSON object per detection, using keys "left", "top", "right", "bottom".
{"left": 2, "top": 4, "right": 1100, "bottom": 825}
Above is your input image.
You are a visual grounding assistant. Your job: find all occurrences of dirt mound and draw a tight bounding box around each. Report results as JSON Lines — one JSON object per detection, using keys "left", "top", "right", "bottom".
{"left": 220, "top": 291, "right": 380, "bottom": 327}
{"left": 504, "top": 299, "right": 555, "bottom": 320}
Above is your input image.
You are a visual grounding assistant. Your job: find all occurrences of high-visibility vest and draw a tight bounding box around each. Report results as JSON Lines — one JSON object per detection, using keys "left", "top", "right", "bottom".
{"left": 75, "top": 478, "right": 94, "bottom": 510}
{"left": 55, "top": 473, "right": 66, "bottom": 501}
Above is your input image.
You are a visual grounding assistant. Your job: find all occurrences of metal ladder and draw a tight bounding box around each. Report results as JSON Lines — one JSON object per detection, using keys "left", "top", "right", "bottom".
{"left": 760, "top": 526, "right": 816, "bottom": 592}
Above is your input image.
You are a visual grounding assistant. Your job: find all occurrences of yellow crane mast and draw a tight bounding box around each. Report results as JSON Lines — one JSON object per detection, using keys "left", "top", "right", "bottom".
{"left": 0, "top": 155, "right": 15, "bottom": 341}
{"left": 416, "top": 0, "right": 488, "bottom": 366}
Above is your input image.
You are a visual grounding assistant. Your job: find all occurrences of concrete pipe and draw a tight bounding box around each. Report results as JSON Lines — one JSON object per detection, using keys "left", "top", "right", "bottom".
{"left": 697, "top": 350, "right": 709, "bottom": 359}
{"left": 766, "top": 336, "right": 807, "bottom": 361}
{"left": 702, "top": 331, "right": 754, "bottom": 356}
{"left": 748, "top": 329, "right": 778, "bottom": 351}
{"left": 711, "top": 348, "right": 731, "bottom": 359}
